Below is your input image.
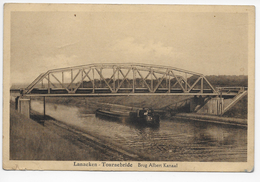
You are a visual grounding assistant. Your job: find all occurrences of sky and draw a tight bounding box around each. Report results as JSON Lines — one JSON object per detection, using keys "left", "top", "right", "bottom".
{"left": 10, "top": 10, "right": 248, "bottom": 84}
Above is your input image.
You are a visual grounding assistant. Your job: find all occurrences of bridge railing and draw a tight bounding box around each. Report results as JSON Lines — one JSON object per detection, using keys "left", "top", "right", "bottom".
{"left": 216, "top": 87, "right": 248, "bottom": 93}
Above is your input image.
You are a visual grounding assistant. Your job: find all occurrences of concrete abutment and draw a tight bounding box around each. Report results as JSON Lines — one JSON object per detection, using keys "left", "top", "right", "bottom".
{"left": 17, "top": 97, "right": 31, "bottom": 118}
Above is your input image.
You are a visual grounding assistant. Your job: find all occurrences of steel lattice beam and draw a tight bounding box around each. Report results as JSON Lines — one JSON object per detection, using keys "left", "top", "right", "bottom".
{"left": 22, "top": 63, "right": 219, "bottom": 96}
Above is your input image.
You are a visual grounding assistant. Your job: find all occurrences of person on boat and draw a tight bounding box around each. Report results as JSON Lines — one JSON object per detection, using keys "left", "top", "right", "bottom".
{"left": 144, "top": 109, "right": 149, "bottom": 116}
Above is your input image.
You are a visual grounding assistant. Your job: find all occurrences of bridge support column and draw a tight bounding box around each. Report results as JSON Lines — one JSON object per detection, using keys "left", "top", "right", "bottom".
{"left": 190, "top": 97, "right": 197, "bottom": 112}
{"left": 196, "top": 97, "right": 224, "bottom": 115}
{"left": 18, "top": 97, "right": 31, "bottom": 118}
{"left": 43, "top": 96, "right": 46, "bottom": 117}
{"left": 190, "top": 96, "right": 204, "bottom": 112}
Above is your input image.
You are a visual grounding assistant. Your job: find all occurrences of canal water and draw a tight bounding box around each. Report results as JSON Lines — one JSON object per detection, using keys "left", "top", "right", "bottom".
{"left": 30, "top": 100, "right": 247, "bottom": 162}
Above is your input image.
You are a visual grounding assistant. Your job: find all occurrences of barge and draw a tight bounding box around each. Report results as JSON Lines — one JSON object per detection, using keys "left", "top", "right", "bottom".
{"left": 96, "top": 109, "right": 129, "bottom": 118}
{"left": 96, "top": 108, "right": 160, "bottom": 126}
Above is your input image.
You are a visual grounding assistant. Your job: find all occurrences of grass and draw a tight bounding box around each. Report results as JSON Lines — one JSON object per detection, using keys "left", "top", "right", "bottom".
{"left": 10, "top": 106, "right": 98, "bottom": 160}
{"left": 223, "top": 96, "right": 248, "bottom": 119}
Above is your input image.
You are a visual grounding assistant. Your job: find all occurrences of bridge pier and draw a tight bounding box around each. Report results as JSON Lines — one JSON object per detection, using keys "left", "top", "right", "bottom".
{"left": 196, "top": 97, "right": 224, "bottom": 115}
{"left": 190, "top": 96, "right": 224, "bottom": 115}
{"left": 18, "top": 97, "right": 31, "bottom": 118}
{"left": 190, "top": 96, "right": 204, "bottom": 112}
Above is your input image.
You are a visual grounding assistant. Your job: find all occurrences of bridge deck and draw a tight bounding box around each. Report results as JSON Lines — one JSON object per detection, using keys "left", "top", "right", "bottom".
{"left": 11, "top": 88, "right": 238, "bottom": 97}
{"left": 21, "top": 92, "right": 237, "bottom": 97}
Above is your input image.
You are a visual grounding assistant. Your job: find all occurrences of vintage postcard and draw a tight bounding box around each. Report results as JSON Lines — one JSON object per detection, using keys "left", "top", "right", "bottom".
{"left": 2, "top": 4, "right": 255, "bottom": 171}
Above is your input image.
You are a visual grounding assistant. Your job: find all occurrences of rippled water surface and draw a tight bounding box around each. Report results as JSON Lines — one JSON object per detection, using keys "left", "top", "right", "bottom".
{"left": 31, "top": 100, "right": 247, "bottom": 162}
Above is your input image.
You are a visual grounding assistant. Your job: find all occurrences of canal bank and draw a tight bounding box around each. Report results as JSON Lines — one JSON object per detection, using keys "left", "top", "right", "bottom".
{"left": 171, "top": 96, "right": 247, "bottom": 127}
{"left": 173, "top": 113, "right": 247, "bottom": 127}
{"left": 9, "top": 101, "right": 133, "bottom": 161}
{"left": 10, "top": 106, "right": 98, "bottom": 160}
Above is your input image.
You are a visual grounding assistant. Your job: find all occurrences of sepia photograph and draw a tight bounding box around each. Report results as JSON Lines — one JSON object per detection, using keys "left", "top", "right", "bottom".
{"left": 2, "top": 4, "right": 255, "bottom": 172}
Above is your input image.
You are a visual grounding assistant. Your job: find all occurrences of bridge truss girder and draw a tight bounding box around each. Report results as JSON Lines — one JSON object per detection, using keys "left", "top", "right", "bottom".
{"left": 23, "top": 63, "right": 217, "bottom": 96}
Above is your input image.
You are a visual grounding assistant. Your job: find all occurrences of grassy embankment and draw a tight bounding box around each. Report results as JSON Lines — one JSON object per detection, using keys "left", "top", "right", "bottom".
{"left": 10, "top": 102, "right": 99, "bottom": 160}
{"left": 222, "top": 96, "right": 248, "bottom": 119}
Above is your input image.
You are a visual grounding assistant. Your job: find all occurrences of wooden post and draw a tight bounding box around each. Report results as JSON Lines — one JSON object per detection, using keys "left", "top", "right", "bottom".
{"left": 43, "top": 96, "right": 46, "bottom": 117}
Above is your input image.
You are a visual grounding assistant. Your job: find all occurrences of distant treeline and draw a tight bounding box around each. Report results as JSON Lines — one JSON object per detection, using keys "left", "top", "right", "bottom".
{"left": 79, "top": 75, "right": 248, "bottom": 88}
{"left": 204, "top": 75, "right": 248, "bottom": 87}
{"left": 11, "top": 75, "right": 248, "bottom": 89}
{"left": 80, "top": 77, "right": 184, "bottom": 88}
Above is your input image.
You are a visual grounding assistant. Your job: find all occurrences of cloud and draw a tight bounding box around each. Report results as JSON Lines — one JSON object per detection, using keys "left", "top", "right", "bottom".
{"left": 40, "top": 54, "right": 79, "bottom": 70}
{"left": 109, "top": 37, "right": 182, "bottom": 63}
{"left": 11, "top": 54, "right": 80, "bottom": 84}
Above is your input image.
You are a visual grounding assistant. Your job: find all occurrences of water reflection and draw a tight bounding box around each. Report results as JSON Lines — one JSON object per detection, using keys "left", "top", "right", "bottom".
{"left": 192, "top": 121, "right": 244, "bottom": 146}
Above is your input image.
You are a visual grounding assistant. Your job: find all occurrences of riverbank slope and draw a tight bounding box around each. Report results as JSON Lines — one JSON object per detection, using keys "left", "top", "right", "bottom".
{"left": 10, "top": 103, "right": 105, "bottom": 160}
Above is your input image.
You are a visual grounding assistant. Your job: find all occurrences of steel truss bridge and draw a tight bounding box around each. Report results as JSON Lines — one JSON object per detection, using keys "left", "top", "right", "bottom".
{"left": 21, "top": 63, "right": 240, "bottom": 97}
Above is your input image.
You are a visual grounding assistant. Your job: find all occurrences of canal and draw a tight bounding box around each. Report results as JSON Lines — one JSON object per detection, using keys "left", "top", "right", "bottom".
{"left": 30, "top": 100, "right": 247, "bottom": 162}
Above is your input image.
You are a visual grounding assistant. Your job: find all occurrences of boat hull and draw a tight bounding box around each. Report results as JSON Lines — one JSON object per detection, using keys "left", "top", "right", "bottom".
{"left": 96, "top": 109, "right": 160, "bottom": 126}
{"left": 129, "top": 112, "right": 160, "bottom": 126}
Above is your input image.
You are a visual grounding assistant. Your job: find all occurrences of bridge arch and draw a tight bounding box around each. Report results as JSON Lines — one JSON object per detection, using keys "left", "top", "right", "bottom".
{"left": 23, "top": 63, "right": 217, "bottom": 96}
